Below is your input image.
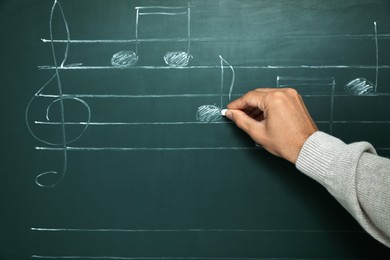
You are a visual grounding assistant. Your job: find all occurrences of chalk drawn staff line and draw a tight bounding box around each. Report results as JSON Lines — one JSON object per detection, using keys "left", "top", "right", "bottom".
{"left": 30, "top": 256, "right": 349, "bottom": 260}
{"left": 42, "top": 38, "right": 195, "bottom": 43}
{"left": 31, "top": 256, "right": 294, "bottom": 260}
{"left": 139, "top": 11, "right": 188, "bottom": 16}
{"left": 32, "top": 146, "right": 390, "bottom": 152}
{"left": 35, "top": 147, "right": 260, "bottom": 151}
{"left": 30, "top": 227, "right": 364, "bottom": 233}
{"left": 33, "top": 120, "right": 390, "bottom": 126}
{"left": 40, "top": 33, "right": 390, "bottom": 43}
{"left": 38, "top": 65, "right": 390, "bottom": 70}
{"left": 137, "top": 5, "right": 187, "bottom": 12}
{"left": 37, "top": 94, "right": 230, "bottom": 98}
{"left": 35, "top": 93, "right": 390, "bottom": 99}
{"left": 34, "top": 121, "right": 233, "bottom": 126}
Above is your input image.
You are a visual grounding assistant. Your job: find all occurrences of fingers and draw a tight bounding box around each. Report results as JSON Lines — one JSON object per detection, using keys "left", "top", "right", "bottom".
{"left": 224, "top": 87, "right": 318, "bottom": 164}
{"left": 227, "top": 89, "right": 267, "bottom": 112}
{"left": 225, "top": 109, "right": 266, "bottom": 142}
{"left": 227, "top": 88, "right": 282, "bottom": 111}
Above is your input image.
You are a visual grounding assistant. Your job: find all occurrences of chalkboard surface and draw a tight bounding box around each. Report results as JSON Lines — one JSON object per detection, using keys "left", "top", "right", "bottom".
{"left": 1, "top": 0, "right": 390, "bottom": 259}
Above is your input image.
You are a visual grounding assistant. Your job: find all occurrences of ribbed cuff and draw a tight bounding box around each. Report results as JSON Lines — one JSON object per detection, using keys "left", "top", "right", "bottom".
{"left": 296, "top": 131, "right": 346, "bottom": 186}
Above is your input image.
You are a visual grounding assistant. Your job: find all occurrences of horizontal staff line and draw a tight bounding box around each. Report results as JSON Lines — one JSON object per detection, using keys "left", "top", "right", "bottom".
{"left": 31, "top": 228, "right": 363, "bottom": 233}
{"left": 38, "top": 38, "right": 215, "bottom": 43}
{"left": 136, "top": 6, "right": 188, "bottom": 10}
{"left": 318, "top": 121, "right": 390, "bottom": 124}
{"left": 35, "top": 147, "right": 259, "bottom": 151}
{"left": 278, "top": 83, "right": 336, "bottom": 87}
{"left": 34, "top": 146, "right": 390, "bottom": 151}
{"left": 34, "top": 121, "right": 232, "bottom": 126}
{"left": 37, "top": 94, "right": 228, "bottom": 98}
{"left": 40, "top": 34, "right": 390, "bottom": 43}
{"left": 277, "top": 76, "right": 335, "bottom": 80}
{"left": 34, "top": 93, "right": 390, "bottom": 98}
{"left": 38, "top": 65, "right": 390, "bottom": 70}
{"left": 34, "top": 121, "right": 390, "bottom": 126}
{"left": 38, "top": 65, "right": 215, "bottom": 70}
{"left": 31, "top": 256, "right": 329, "bottom": 260}
{"left": 139, "top": 12, "right": 188, "bottom": 16}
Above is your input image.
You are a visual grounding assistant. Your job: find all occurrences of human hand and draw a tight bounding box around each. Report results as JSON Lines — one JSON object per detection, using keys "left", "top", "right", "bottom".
{"left": 225, "top": 88, "right": 318, "bottom": 164}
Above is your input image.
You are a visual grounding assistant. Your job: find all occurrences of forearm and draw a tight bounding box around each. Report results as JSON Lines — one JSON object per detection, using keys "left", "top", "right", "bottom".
{"left": 296, "top": 131, "right": 390, "bottom": 248}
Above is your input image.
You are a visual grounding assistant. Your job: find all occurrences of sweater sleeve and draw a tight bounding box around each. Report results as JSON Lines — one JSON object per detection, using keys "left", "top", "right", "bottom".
{"left": 296, "top": 131, "right": 390, "bottom": 248}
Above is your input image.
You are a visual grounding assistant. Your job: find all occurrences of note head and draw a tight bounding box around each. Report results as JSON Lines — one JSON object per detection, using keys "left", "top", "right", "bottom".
{"left": 164, "top": 51, "right": 192, "bottom": 67}
{"left": 111, "top": 50, "right": 139, "bottom": 67}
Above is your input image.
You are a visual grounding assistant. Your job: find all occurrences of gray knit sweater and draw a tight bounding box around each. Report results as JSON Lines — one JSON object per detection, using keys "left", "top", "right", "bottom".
{"left": 296, "top": 131, "right": 390, "bottom": 248}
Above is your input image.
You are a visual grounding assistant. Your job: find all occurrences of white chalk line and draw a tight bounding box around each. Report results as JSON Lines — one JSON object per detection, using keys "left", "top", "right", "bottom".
{"left": 30, "top": 256, "right": 340, "bottom": 260}
{"left": 219, "top": 55, "right": 235, "bottom": 105}
{"left": 32, "top": 146, "right": 390, "bottom": 152}
{"left": 31, "top": 227, "right": 363, "bottom": 233}
{"left": 139, "top": 12, "right": 188, "bottom": 16}
{"left": 37, "top": 94, "right": 230, "bottom": 99}
{"left": 374, "top": 22, "right": 379, "bottom": 93}
{"left": 34, "top": 121, "right": 232, "bottom": 126}
{"left": 136, "top": 6, "right": 188, "bottom": 10}
{"left": 329, "top": 80, "right": 336, "bottom": 134}
{"left": 34, "top": 93, "right": 390, "bottom": 99}
{"left": 34, "top": 120, "right": 390, "bottom": 126}
{"left": 38, "top": 65, "right": 390, "bottom": 70}
{"left": 35, "top": 147, "right": 259, "bottom": 151}
{"left": 40, "top": 33, "right": 390, "bottom": 43}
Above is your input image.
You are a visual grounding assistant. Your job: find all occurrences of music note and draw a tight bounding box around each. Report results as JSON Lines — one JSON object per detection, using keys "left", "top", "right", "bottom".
{"left": 25, "top": 0, "right": 91, "bottom": 188}
{"left": 345, "top": 78, "right": 375, "bottom": 95}
{"left": 111, "top": 4, "right": 192, "bottom": 67}
{"left": 344, "top": 22, "right": 379, "bottom": 96}
{"left": 196, "top": 55, "right": 235, "bottom": 122}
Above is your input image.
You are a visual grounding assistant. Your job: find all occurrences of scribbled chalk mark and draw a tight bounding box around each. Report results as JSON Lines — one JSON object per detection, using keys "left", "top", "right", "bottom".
{"left": 345, "top": 78, "right": 375, "bottom": 95}
{"left": 164, "top": 51, "right": 192, "bottom": 67}
{"left": 196, "top": 105, "right": 222, "bottom": 122}
{"left": 111, "top": 50, "right": 139, "bottom": 67}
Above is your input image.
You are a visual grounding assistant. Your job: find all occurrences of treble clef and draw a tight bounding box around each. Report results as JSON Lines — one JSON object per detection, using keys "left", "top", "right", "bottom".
{"left": 25, "top": 0, "right": 91, "bottom": 188}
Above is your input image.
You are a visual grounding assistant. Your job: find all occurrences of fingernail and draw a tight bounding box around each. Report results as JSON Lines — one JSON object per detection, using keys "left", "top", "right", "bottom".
{"left": 225, "top": 109, "right": 233, "bottom": 119}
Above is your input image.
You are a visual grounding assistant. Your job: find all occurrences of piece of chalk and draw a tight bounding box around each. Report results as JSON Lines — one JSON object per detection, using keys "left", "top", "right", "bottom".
{"left": 220, "top": 109, "right": 228, "bottom": 116}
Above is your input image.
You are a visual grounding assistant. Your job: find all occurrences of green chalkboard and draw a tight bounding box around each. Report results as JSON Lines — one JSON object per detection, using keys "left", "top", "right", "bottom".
{"left": 1, "top": 0, "right": 390, "bottom": 258}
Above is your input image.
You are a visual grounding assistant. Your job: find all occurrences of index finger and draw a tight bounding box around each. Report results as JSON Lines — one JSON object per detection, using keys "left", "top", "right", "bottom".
{"left": 227, "top": 89, "right": 270, "bottom": 111}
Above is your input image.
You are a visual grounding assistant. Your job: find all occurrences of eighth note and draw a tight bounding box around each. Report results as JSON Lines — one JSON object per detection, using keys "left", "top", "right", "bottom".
{"left": 196, "top": 55, "right": 235, "bottom": 122}
{"left": 111, "top": 4, "right": 192, "bottom": 67}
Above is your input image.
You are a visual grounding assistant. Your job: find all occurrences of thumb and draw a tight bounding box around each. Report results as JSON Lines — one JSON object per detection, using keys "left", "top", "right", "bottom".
{"left": 225, "top": 109, "right": 264, "bottom": 138}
